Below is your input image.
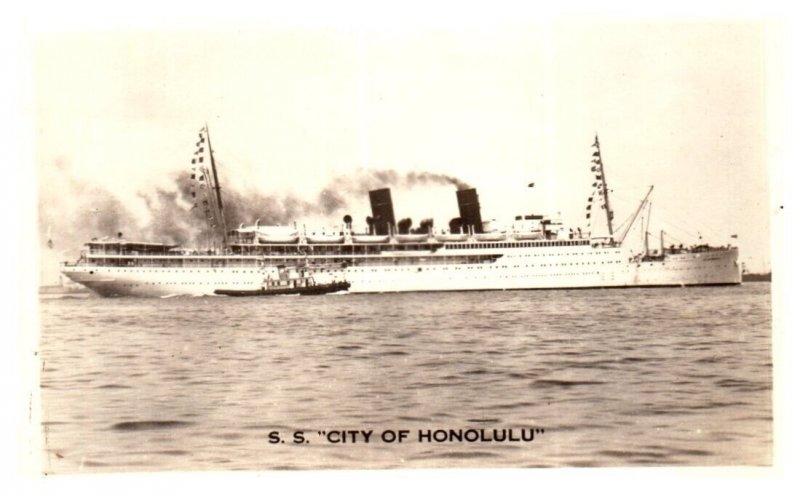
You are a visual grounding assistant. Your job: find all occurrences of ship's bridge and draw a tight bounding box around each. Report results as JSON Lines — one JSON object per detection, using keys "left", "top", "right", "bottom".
{"left": 508, "top": 214, "right": 578, "bottom": 241}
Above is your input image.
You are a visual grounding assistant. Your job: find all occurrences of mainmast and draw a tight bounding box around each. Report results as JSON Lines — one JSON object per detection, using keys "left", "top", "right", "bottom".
{"left": 591, "top": 134, "right": 615, "bottom": 239}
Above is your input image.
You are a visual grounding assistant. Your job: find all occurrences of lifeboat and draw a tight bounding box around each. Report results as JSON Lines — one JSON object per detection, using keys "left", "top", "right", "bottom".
{"left": 306, "top": 234, "right": 345, "bottom": 244}
{"left": 513, "top": 232, "right": 543, "bottom": 240}
{"left": 474, "top": 232, "right": 506, "bottom": 242}
{"left": 435, "top": 233, "right": 468, "bottom": 242}
{"left": 253, "top": 226, "right": 300, "bottom": 244}
{"left": 395, "top": 233, "right": 429, "bottom": 243}
{"left": 352, "top": 235, "right": 390, "bottom": 243}
{"left": 257, "top": 233, "right": 300, "bottom": 244}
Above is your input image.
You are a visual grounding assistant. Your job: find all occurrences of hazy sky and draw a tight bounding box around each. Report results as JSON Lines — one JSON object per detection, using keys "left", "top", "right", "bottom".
{"left": 35, "top": 20, "right": 774, "bottom": 271}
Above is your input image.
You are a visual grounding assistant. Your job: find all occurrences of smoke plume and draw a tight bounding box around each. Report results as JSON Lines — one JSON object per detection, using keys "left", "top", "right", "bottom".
{"left": 39, "top": 161, "right": 470, "bottom": 254}
{"left": 317, "top": 169, "right": 471, "bottom": 218}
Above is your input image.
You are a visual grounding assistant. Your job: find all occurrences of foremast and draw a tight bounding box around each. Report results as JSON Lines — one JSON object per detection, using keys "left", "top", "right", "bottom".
{"left": 586, "top": 134, "right": 615, "bottom": 243}
{"left": 190, "top": 125, "right": 228, "bottom": 249}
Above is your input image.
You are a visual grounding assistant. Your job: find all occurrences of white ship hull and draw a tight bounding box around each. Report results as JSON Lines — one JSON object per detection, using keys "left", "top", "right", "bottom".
{"left": 346, "top": 247, "right": 740, "bottom": 292}
{"left": 62, "top": 244, "right": 740, "bottom": 297}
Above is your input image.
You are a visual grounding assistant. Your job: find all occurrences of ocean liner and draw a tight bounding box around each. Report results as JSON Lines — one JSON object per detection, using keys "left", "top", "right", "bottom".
{"left": 61, "top": 127, "right": 741, "bottom": 297}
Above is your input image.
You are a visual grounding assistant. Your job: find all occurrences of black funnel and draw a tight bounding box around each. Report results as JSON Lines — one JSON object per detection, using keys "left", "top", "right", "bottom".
{"left": 368, "top": 188, "right": 396, "bottom": 235}
{"left": 456, "top": 188, "right": 483, "bottom": 234}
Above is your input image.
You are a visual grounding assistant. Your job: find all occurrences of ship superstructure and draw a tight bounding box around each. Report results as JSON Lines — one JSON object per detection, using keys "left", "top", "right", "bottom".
{"left": 61, "top": 129, "right": 741, "bottom": 297}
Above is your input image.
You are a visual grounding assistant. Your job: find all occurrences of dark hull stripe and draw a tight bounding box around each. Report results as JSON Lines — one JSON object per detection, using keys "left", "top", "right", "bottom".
{"left": 349, "top": 282, "right": 743, "bottom": 295}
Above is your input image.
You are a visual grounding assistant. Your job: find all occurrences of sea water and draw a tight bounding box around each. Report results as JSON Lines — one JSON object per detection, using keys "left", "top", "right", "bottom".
{"left": 38, "top": 283, "right": 772, "bottom": 472}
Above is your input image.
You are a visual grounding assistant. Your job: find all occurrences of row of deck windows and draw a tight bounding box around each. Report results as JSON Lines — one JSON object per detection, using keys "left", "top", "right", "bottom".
{"left": 88, "top": 239, "right": 594, "bottom": 257}
{"left": 97, "top": 258, "right": 626, "bottom": 275}
{"left": 445, "top": 240, "right": 590, "bottom": 249}
{"left": 83, "top": 247, "right": 621, "bottom": 269}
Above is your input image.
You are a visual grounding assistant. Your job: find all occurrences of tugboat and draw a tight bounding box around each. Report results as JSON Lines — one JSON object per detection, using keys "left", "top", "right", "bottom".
{"left": 214, "top": 265, "right": 350, "bottom": 297}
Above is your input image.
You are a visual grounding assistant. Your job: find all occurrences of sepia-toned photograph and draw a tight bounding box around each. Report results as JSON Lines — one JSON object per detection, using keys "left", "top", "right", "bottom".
{"left": 25, "top": 5, "right": 782, "bottom": 479}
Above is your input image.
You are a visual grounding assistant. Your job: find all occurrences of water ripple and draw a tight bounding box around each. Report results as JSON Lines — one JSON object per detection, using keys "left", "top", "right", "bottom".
{"left": 40, "top": 284, "right": 772, "bottom": 471}
{"left": 111, "top": 421, "right": 193, "bottom": 431}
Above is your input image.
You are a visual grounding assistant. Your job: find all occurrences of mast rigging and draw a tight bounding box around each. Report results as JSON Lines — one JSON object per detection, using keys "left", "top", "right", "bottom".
{"left": 205, "top": 124, "right": 228, "bottom": 246}
{"left": 592, "top": 134, "right": 615, "bottom": 239}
